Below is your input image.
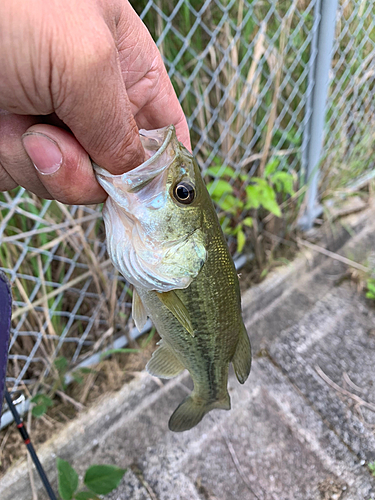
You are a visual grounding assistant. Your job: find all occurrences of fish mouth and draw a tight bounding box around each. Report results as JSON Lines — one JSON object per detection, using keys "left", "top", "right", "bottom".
{"left": 92, "top": 125, "right": 177, "bottom": 190}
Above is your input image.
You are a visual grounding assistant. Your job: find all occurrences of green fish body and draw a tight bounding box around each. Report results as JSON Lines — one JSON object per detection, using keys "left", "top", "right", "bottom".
{"left": 94, "top": 126, "right": 251, "bottom": 432}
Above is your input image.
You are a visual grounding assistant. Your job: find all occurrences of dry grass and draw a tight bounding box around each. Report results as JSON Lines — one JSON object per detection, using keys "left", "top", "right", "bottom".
{"left": 0, "top": 332, "right": 158, "bottom": 475}
{"left": 0, "top": 190, "right": 134, "bottom": 401}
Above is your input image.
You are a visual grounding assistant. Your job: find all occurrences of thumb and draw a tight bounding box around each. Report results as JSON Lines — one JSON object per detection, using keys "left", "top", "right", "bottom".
{"left": 52, "top": 21, "right": 145, "bottom": 174}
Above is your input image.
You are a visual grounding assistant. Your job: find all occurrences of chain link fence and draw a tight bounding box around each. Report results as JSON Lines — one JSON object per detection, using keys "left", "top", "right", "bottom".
{"left": 321, "top": 0, "right": 375, "bottom": 196}
{"left": 1, "top": 0, "right": 375, "bottom": 425}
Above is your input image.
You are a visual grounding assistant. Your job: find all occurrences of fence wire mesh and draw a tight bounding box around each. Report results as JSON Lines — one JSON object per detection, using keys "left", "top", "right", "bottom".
{"left": 1, "top": 0, "right": 374, "bottom": 419}
{"left": 321, "top": 0, "right": 375, "bottom": 195}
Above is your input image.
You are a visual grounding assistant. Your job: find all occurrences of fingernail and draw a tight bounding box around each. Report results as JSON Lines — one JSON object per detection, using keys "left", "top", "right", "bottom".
{"left": 22, "top": 133, "right": 63, "bottom": 175}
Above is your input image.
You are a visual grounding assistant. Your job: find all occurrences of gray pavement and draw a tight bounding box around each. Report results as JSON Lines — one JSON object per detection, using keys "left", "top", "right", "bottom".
{"left": 1, "top": 209, "right": 375, "bottom": 500}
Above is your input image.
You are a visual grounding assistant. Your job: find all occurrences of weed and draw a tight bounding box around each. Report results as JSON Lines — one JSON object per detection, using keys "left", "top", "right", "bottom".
{"left": 57, "top": 458, "right": 126, "bottom": 500}
{"left": 206, "top": 157, "right": 296, "bottom": 253}
{"left": 366, "top": 278, "right": 375, "bottom": 301}
{"left": 30, "top": 394, "right": 54, "bottom": 418}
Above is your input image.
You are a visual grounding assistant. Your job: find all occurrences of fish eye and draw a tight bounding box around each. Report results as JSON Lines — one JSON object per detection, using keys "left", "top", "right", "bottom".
{"left": 173, "top": 181, "right": 195, "bottom": 204}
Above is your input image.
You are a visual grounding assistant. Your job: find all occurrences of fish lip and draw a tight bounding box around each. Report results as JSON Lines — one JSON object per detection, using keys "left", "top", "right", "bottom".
{"left": 92, "top": 125, "right": 176, "bottom": 180}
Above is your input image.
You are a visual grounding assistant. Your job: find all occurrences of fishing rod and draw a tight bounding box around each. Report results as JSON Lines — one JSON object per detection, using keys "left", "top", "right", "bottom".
{"left": 3, "top": 389, "right": 58, "bottom": 500}
{"left": 0, "top": 271, "right": 57, "bottom": 500}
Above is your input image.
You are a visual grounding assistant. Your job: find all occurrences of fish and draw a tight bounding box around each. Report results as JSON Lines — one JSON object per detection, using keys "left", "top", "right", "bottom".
{"left": 94, "top": 125, "right": 251, "bottom": 432}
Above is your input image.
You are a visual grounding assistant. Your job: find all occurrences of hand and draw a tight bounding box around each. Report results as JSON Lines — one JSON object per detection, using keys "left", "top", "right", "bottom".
{"left": 0, "top": 0, "right": 190, "bottom": 204}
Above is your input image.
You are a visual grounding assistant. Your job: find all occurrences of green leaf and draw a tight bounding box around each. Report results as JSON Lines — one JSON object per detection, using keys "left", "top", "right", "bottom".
{"left": 260, "top": 268, "right": 269, "bottom": 278}
{"left": 218, "top": 194, "right": 244, "bottom": 213}
{"left": 207, "top": 180, "right": 234, "bottom": 199}
{"left": 206, "top": 165, "right": 237, "bottom": 179}
{"left": 261, "top": 197, "right": 282, "bottom": 217}
{"left": 31, "top": 394, "right": 53, "bottom": 418}
{"left": 72, "top": 372, "right": 84, "bottom": 385}
{"left": 244, "top": 186, "right": 261, "bottom": 209}
{"left": 84, "top": 465, "right": 126, "bottom": 495}
{"left": 54, "top": 356, "right": 69, "bottom": 373}
{"left": 79, "top": 368, "right": 97, "bottom": 374}
{"left": 245, "top": 181, "right": 282, "bottom": 216}
{"left": 74, "top": 491, "right": 99, "bottom": 500}
{"left": 57, "top": 458, "right": 79, "bottom": 500}
{"left": 264, "top": 158, "right": 279, "bottom": 178}
{"left": 271, "top": 171, "right": 295, "bottom": 195}
{"left": 32, "top": 404, "right": 48, "bottom": 418}
{"left": 31, "top": 394, "right": 53, "bottom": 406}
{"left": 236, "top": 229, "right": 246, "bottom": 253}
{"left": 366, "top": 291, "right": 375, "bottom": 300}
{"left": 243, "top": 217, "right": 253, "bottom": 227}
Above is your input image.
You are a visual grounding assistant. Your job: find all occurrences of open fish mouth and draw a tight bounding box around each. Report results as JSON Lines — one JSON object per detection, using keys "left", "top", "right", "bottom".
{"left": 93, "top": 126, "right": 179, "bottom": 211}
{"left": 93, "top": 126, "right": 176, "bottom": 191}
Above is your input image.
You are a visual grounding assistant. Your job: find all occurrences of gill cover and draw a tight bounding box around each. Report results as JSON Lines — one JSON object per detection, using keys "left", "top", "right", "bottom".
{"left": 94, "top": 126, "right": 207, "bottom": 292}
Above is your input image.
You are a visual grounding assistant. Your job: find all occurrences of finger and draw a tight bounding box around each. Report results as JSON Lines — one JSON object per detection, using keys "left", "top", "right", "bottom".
{"left": 51, "top": 10, "right": 145, "bottom": 175}
{"left": 0, "top": 159, "right": 18, "bottom": 192}
{"left": 115, "top": 3, "right": 191, "bottom": 151}
{"left": 0, "top": 111, "right": 52, "bottom": 197}
{"left": 22, "top": 124, "right": 106, "bottom": 205}
{"left": 134, "top": 91, "right": 191, "bottom": 152}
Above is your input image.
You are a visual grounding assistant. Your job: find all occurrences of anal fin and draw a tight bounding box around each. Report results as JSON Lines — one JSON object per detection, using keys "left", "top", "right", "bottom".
{"left": 232, "top": 324, "right": 252, "bottom": 384}
{"left": 146, "top": 340, "right": 185, "bottom": 379}
{"left": 132, "top": 288, "right": 148, "bottom": 332}
{"left": 156, "top": 290, "right": 194, "bottom": 336}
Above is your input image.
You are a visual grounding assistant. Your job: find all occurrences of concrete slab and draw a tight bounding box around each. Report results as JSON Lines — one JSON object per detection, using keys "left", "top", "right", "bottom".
{"left": 243, "top": 212, "right": 375, "bottom": 355}
{"left": 270, "top": 282, "right": 375, "bottom": 462}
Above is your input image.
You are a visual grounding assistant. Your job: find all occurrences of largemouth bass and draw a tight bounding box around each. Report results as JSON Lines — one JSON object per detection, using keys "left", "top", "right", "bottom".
{"left": 94, "top": 125, "right": 251, "bottom": 432}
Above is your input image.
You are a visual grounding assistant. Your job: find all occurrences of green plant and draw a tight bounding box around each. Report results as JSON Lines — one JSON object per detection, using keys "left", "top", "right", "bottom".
{"left": 207, "top": 157, "right": 295, "bottom": 253}
{"left": 365, "top": 278, "right": 375, "bottom": 300}
{"left": 30, "top": 394, "right": 54, "bottom": 418}
{"left": 57, "top": 458, "right": 126, "bottom": 500}
{"left": 368, "top": 461, "right": 375, "bottom": 476}
{"left": 30, "top": 357, "right": 97, "bottom": 418}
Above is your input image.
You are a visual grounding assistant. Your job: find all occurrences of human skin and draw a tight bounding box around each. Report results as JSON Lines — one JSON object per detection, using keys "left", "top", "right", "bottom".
{"left": 0, "top": 0, "right": 190, "bottom": 204}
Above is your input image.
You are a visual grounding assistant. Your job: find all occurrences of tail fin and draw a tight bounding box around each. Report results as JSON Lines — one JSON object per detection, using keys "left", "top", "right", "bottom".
{"left": 168, "top": 393, "right": 231, "bottom": 432}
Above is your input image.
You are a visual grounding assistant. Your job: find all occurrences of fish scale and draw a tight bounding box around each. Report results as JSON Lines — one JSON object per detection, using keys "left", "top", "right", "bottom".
{"left": 95, "top": 125, "right": 251, "bottom": 432}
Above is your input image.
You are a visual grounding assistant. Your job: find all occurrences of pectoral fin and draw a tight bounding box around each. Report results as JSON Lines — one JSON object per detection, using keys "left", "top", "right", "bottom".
{"left": 132, "top": 288, "right": 148, "bottom": 332}
{"left": 232, "top": 324, "right": 252, "bottom": 384}
{"left": 146, "top": 340, "right": 185, "bottom": 379}
{"left": 156, "top": 291, "right": 194, "bottom": 336}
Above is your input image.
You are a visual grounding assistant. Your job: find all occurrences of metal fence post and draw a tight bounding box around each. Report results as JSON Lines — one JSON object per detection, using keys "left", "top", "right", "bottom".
{"left": 299, "top": 0, "right": 338, "bottom": 230}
